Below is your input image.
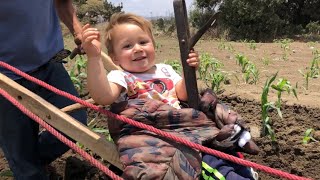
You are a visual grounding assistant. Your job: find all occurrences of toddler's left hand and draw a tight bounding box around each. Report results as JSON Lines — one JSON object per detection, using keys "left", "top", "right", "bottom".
{"left": 187, "top": 49, "right": 200, "bottom": 69}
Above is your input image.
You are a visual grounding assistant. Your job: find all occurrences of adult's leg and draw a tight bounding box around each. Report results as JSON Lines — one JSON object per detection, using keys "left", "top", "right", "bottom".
{"left": 35, "top": 61, "right": 87, "bottom": 165}
{"left": 0, "top": 79, "right": 48, "bottom": 180}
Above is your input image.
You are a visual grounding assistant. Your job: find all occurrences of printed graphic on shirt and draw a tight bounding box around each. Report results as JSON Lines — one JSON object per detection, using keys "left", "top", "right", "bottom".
{"left": 108, "top": 64, "right": 182, "bottom": 109}
{"left": 146, "top": 78, "right": 174, "bottom": 94}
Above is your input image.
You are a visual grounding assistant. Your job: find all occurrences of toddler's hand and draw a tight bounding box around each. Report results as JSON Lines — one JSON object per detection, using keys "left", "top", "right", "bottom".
{"left": 81, "top": 24, "right": 101, "bottom": 59}
{"left": 187, "top": 49, "right": 200, "bottom": 69}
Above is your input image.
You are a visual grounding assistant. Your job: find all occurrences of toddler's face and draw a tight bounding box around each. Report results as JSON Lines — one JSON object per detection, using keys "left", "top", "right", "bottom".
{"left": 110, "top": 23, "right": 155, "bottom": 73}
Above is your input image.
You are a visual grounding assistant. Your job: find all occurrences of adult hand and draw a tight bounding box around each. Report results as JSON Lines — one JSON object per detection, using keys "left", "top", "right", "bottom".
{"left": 74, "top": 33, "right": 85, "bottom": 54}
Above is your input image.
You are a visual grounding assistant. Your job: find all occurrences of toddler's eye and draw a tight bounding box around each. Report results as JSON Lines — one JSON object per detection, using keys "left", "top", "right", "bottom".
{"left": 123, "top": 44, "right": 132, "bottom": 49}
{"left": 140, "top": 41, "right": 148, "bottom": 45}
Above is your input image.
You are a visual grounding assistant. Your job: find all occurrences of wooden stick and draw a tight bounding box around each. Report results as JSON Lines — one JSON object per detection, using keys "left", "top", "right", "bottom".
{"left": 61, "top": 98, "right": 96, "bottom": 113}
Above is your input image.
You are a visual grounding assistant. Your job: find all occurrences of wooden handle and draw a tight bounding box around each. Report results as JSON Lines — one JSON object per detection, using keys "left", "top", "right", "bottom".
{"left": 101, "top": 52, "right": 121, "bottom": 71}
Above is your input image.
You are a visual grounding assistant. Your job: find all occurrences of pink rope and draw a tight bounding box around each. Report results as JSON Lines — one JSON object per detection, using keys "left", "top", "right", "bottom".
{"left": 0, "top": 61, "right": 313, "bottom": 180}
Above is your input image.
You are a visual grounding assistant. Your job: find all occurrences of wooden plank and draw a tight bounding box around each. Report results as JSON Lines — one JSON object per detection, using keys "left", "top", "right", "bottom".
{"left": 0, "top": 73, "right": 123, "bottom": 170}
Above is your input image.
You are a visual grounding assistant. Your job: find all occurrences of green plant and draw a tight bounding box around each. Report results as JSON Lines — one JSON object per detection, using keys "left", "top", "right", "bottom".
{"left": 235, "top": 54, "right": 250, "bottom": 73}
{"left": 248, "top": 40, "right": 257, "bottom": 50}
{"left": 271, "top": 78, "right": 298, "bottom": 108}
{"left": 306, "top": 21, "right": 320, "bottom": 35}
{"left": 261, "top": 72, "right": 281, "bottom": 141}
{"left": 68, "top": 55, "right": 88, "bottom": 94}
{"left": 217, "top": 38, "right": 234, "bottom": 52}
{"left": 198, "top": 53, "right": 223, "bottom": 79}
{"left": 164, "top": 59, "right": 182, "bottom": 75}
{"left": 197, "top": 53, "right": 227, "bottom": 93}
{"left": 0, "top": 170, "right": 13, "bottom": 178}
{"left": 310, "top": 49, "right": 320, "bottom": 78}
{"left": 243, "top": 63, "right": 260, "bottom": 84}
{"left": 76, "top": 114, "right": 113, "bottom": 151}
{"left": 302, "top": 128, "right": 318, "bottom": 144}
{"left": 273, "top": 38, "right": 293, "bottom": 61}
{"left": 262, "top": 57, "right": 271, "bottom": 65}
{"left": 298, "top": 69, "right": 311, "bottom": 90}
{"left": 209, "top": 71, "right": 227, "bottom": 93}
{"left": 299, "top": 53, "right": 320, "bottom": 90}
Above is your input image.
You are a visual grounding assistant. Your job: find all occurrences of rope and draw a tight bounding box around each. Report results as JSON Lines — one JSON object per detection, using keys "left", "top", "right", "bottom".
{"left": 0, "top": 61, "right": 312, "bottom": 180}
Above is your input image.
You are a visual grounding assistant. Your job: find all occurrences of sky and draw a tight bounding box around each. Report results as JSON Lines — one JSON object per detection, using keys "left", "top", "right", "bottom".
{"left": 108, "top": 0, "right": 194, "bottom": 18}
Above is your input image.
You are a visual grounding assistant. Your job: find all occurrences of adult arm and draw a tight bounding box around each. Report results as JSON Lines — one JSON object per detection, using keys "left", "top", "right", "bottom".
{"left": 54, "top": 0, "right": 82, "bottom": 43}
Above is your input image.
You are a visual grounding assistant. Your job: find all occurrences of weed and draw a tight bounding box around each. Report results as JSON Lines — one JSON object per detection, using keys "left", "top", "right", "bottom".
{"left": 302, "top": 128, "right": 318, "bottom": 144}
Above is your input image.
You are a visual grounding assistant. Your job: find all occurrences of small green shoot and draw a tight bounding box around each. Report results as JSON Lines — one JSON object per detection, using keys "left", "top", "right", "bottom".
{"left": 302, "top": 128, "right": 318, "bottom": 144}
{"left": 68, "top": 55, "right": 87, "bottom": 94}
{"left": 271, "top": 78, "right": 298, "bottom": 108}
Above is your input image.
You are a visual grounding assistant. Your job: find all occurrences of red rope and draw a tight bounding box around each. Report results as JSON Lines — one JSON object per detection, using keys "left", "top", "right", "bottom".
{"left": 0, "top": 61, "right": 313, "bottom": 180}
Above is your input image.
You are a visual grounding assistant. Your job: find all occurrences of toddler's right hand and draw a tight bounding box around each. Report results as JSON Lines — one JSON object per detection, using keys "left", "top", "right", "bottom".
{"left": 81, "top": 24, "right": 101, "bottom": 59}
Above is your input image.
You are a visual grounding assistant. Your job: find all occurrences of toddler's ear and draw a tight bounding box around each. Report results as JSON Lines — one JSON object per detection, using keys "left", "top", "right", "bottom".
{"left": 110, "top": 54, "right": 119, "bottom": 65}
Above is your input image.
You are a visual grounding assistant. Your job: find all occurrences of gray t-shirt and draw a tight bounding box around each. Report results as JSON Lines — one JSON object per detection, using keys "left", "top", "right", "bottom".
{"left": 0, "top": 0, "right": 64, "bottom": 79}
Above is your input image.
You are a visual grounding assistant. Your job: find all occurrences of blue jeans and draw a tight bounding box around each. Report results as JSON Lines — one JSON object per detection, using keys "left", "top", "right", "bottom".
{"left": 0, "top": 61, "right": 87, "bottom": 180}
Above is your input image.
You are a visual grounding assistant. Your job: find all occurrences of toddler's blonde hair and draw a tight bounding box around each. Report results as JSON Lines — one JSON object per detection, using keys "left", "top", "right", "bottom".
{"left": 104, "top": 12, "right": 155, "bottom": 55}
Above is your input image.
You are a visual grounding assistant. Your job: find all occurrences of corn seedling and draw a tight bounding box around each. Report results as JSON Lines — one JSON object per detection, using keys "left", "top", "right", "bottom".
{"left": 274, "top": 38, "right": 292, "bottom": 61}
{"left": 298, "top": 54, "right": 320, "bottom": 90}
{"left": 261, "top": 72, "right": 281, "bottom": 141}
{"left": 248, "top": 40, "right": 257, "bottom": 50}
{"left": 217, "top": 38, "right": 234, "bottom": 52}
{"left": 310, "top": 49, "right": 320, "bottom": 78}
{"left": 197, "top": 53, "right": 227, "bottom": 93}
{"left": 271, "top": 78, "right": 298, "bottom": 108}
{"left": 68, "top": 55, "right": 87, "bottom": 94}
{"left": 262, "top": 57, "right": 271, "bottom": 65}
{"left": 298, "top": 69, "right": 311, "bottom": 90}
{"left": 198, "top": 53, "right": 223, "bottom": 80}
{"left": 235, "top": 54, "right": 250, "bottom": 73}
{"left": 243, "top": 63, "right": 260, "bottom": 84}
{"left": 302, "top": 128, "right": 318, "bottom": 144}
{"left": 164, "top": 59, "right": 182, "bottom": 75}
{"left": 209, "top": 71, "right": 227, "bottom": 93}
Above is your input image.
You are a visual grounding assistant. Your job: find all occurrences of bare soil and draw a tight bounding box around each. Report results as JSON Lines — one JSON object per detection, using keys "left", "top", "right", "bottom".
{"left": 1, "top": 36, "right": 319, "bottom": 180}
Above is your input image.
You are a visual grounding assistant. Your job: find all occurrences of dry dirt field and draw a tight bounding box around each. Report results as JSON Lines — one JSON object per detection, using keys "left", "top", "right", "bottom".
{"left": 1, "top": 35, "right": 319, "bottom": 180}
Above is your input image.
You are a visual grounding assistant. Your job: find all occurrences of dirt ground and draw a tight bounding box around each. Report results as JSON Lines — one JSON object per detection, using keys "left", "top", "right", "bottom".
{"left": 1, "top": 36, "right": 320, "bottom": 180}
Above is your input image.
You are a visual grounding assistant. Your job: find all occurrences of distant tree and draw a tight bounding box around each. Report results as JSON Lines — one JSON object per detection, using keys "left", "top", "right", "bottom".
{"left": 302, "top": 0, "right": 320, "bottom": 22}
{"left": 220, "top": 0, "right": 285, "bottom": 41}
{"left": 75, "top": 0, "right": 122, "bottom": 24}
{"left": 190, "top": 0, "right": 320, "bottom": 41}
